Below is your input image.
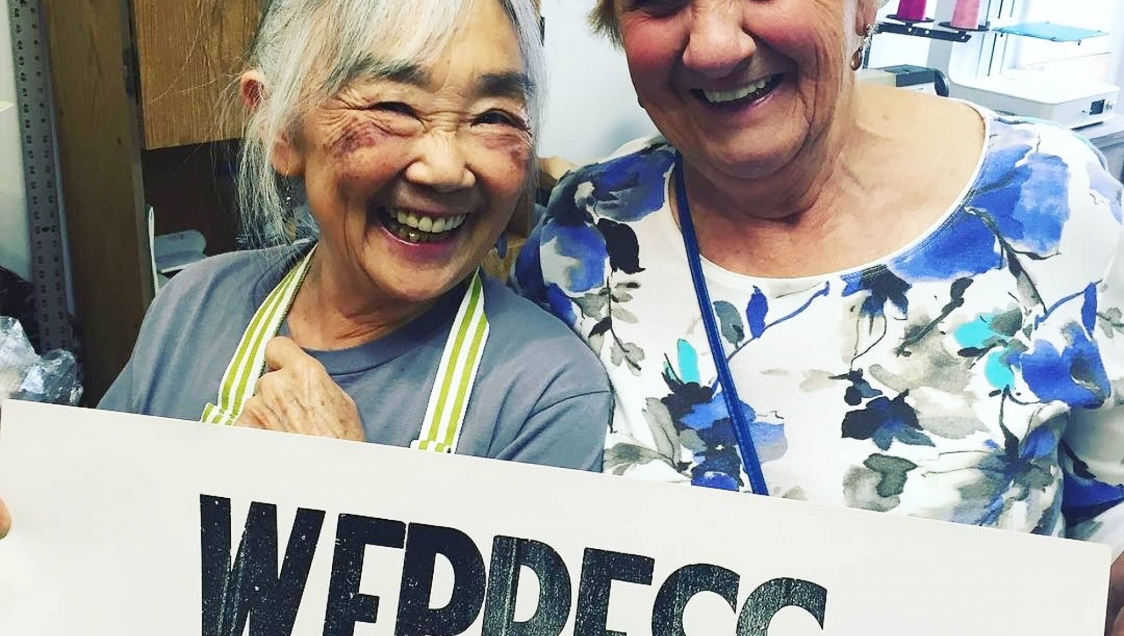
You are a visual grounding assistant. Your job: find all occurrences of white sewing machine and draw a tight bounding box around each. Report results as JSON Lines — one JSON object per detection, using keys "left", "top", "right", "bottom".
{"left": 923, "top": 0, "right": 1119, "bottom": 129}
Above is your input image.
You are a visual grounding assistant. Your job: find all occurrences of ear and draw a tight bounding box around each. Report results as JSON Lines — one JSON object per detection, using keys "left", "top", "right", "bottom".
{"left": 239, "top": 70, "right": 267, "bottom": 110}
{"left": 241, "top": 70, "right": 305, "bottom": 177}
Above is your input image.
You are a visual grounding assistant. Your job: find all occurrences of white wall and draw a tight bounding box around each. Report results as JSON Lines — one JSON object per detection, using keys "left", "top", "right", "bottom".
{"left": 538, "top": 0, "right": 655, "bottom": 163}
{"left": 0, "top": 6, "right": 29, "bottom": 280}
{"left": 1113, "top": 1, "right": 1124, "bottom": 90}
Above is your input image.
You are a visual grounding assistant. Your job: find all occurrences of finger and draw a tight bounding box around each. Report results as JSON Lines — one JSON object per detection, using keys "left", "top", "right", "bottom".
{"left": 257, "top": 374, "right": 305, "bottom": 435}
{"left": 0, "top": 497, "right": 11, "bottom": 539}
{"left": 260, "top": 369, "right": 320, "bottom": 434}
{"left": 264, "top": 337, "right": 316, "bottom": 372}
{"left": 235, "top": 398, "right": 275, "bottom": 431}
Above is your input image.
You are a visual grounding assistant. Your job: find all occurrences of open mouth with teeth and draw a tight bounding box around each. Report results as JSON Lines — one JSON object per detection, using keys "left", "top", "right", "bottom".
{"left": 694, "top": 74, "right": 784, "bottom": 107}
{"left": 379, "top": 209, "right": 469, "bottom": 244}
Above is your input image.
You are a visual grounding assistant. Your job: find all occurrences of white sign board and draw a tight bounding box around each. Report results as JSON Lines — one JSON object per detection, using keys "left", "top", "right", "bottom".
{"left": 0, "top": 400, "right": 1111, "bottom": 635}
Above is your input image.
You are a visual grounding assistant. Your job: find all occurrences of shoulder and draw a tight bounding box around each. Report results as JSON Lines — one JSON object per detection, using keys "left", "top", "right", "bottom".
{"left": 979, "top": 107, "right": 1120, "bottom": 193}
{"left": 545, "top": 135, "right": 676, "bottom": 226}
{"left": 138, "top": 246, "right": 296, "bottom": 343}
{"left": 514, "top": 137, "right": 674, "bottom": 312}
{"left": 156, "top": 246, "right": 296, "bottom": 305}
{"left": 964, "top": 106, "right": 1123, "bottom": 269}
{"left": 482, "top": 276, "right": 610, "bottom": 396}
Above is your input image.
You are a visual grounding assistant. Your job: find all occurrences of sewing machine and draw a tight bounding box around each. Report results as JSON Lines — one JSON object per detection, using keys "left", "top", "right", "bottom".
{"left": 889, "top": 0, "right": 1122, "bottom": 128}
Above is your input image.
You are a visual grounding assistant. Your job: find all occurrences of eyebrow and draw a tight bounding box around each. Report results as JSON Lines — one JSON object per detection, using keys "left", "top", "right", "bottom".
{"left": 472, "top": 71, "right": 535, "bottom": 101}
{"left": 345, "top": 59, "right": 533, "bottom": 101}
{"left": 356, "top": 59, "right": 429, "bottom": 86}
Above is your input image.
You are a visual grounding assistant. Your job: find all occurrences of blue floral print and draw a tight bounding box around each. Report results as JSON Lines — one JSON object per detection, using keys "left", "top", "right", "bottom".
{"left": 515, "top": 109, "right": 1124, "bottom": 548}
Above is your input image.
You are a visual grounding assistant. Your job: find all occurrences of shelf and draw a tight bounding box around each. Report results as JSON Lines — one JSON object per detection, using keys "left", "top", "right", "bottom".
{"left": 992, "top": 22, "right": 1107, "bottom": 43}
{"left": 878, "top": 20, "right": 977, "bottom": 43}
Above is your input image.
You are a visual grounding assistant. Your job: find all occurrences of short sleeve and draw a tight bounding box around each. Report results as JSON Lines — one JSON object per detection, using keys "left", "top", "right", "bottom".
{"left": 1061, "top": 160, "right": 1124, "bottom": 554}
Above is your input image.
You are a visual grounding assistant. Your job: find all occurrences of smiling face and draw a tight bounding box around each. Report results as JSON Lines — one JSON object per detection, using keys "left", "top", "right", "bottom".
{"left": 615, "top": 0, "right": 869, "bottom": 181}
{"left": 273, "top": 0, "right": 533, "bottom": 305}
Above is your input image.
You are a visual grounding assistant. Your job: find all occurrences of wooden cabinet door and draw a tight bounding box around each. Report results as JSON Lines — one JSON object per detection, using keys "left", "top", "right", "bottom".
{"left": 130, "top": 0, "right": 264, "bottom": 149}
{"left": 130, "top": 0, "right": 542, "bottom": 149}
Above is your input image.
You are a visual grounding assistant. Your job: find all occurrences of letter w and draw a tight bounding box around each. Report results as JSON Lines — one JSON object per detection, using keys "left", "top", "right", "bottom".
{"left": 200, "top": 495, "right": 325, "bottom": 636}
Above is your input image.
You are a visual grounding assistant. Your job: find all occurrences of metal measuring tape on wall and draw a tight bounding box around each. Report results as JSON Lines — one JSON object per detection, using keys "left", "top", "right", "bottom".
{"left": 7, "top": 0, "right": 72, "bottom": 353}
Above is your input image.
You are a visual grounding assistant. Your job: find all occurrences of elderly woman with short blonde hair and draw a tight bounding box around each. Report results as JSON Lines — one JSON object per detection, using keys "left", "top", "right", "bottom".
{"left": 517, "top": 0, "right": 1124, "bottom": 630}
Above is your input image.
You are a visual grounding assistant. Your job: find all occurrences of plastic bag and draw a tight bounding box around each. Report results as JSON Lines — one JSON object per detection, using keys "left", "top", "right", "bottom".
{"left": 0, "top": 316, "right": 83, "bottom": 406}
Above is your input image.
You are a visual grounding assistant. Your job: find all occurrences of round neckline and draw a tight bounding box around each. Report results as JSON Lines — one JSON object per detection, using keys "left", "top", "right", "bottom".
{"left": 655, "top": 100, "right": 994, "bottom": 290}
{"left": 250, "top": 244, "right": 465, "bottom": 376}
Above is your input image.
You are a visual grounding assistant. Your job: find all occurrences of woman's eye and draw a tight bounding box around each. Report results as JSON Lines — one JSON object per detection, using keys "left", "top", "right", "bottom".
{"left": 474, "top": 110, "right": 526, "bottom": 129}
{"left": 628, "top": 0, "right": 686, "bottom": 16}
{"left": 370, "top": 101, "right": 416, "bottom": 117}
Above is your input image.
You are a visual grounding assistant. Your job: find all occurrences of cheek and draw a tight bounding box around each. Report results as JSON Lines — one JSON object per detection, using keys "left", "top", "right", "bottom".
{"left": 472, "top": 134, "right": 532, "bottom": 200}
{"left": 620, "top": 22, "right": 683, "bottom": 91}
{"left": 324, "top": 127, "right": 413, "bottom": 193}
{"left": 330, "top": 117, "right": 409, "bottom": 159}
{"left": 752, "top": 11, "right": 849, "bottom": 73}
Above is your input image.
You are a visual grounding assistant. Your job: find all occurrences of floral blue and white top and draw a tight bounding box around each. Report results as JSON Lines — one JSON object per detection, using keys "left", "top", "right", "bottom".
{"left": 515, "top": 108, "right": 1124, "bottom": 551}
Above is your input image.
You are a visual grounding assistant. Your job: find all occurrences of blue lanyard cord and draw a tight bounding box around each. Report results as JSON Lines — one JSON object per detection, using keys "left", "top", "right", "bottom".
{"left": 672, "top": 153, "right": 770, "bottom": 497}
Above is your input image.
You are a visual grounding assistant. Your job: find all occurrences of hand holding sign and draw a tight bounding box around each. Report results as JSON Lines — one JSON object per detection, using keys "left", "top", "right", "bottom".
{"left": 235, "top": 337, "right": 364, "bottom": 441}
{"left": 0, "top": 496, "right": 9, "bottom": 539}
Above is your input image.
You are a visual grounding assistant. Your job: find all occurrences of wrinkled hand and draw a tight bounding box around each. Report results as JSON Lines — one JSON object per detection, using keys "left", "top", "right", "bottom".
{"left": 236, "top": 337, "right": 364, "bottom": 441}
{"left": 1108, "top": 554, "right": 1124, "bottom": 635}
{"left": 0, "top": 497, "right": 9, "bottom": 539}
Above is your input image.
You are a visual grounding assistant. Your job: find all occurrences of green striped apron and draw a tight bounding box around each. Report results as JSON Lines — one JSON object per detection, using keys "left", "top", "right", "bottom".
{"left": 201, "top": 244, "right": 490, "bottom": 454}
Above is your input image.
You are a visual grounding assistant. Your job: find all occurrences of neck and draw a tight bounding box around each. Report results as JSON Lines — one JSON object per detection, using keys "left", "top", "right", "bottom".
{"left": 680, "top": 84, "right": 889, "bottom": 272}
{"left": 287, "top": 248, "right": 436, "bottom": 351}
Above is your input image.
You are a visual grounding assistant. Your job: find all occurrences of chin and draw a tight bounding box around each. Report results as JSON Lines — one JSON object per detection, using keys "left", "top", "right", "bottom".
{"left": 377, "top": 269, "right": 468, "bottom": 305}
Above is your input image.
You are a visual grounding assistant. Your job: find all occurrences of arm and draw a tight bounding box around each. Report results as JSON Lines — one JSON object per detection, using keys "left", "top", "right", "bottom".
{"left": 1059, "top": 158, "right": 1124, "bottom": 635}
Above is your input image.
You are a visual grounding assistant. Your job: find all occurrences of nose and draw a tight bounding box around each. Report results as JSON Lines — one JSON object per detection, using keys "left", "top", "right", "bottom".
{"left": 404, "top": 131, "right": 476, "bottom": 193}
{"left": 681, "top": 4, "right": 756, "bottom": 79}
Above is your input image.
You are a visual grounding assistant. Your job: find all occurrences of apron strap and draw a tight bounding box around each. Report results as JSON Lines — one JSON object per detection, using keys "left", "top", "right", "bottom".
{"left": 411, "top": 271, "right": 490, "bottom": 454}
{"left": 202, "top": 247, "right": 489, "bottom": 457}
{"left": 202, "top": 247, "right": 317, "bottom": 425}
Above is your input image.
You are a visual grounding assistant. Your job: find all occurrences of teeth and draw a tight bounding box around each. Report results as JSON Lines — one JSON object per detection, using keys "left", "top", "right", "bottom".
{"left": 385, "top": 209, "right": 468, "bottom": 238}
{"left": 703, "top": 77, "right": 775, "bottom": 105}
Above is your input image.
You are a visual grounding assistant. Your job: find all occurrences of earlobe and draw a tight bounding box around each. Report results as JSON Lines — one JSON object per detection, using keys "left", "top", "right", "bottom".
{"left": 271, "top": 134, "right": 305, "bottom": 178}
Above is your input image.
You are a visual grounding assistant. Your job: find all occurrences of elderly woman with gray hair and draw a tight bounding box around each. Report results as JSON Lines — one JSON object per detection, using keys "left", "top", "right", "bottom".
{"left": 0, "top": 0, "right": 609, "bottom": 491}
{"left": 515, "top": 0, "right": 1124, "bottom": 630}
{"left": 85, "top": 0, "right": 610, "bottom": 463}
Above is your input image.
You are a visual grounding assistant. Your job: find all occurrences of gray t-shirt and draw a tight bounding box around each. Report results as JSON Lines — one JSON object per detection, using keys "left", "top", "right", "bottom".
{"left": 99, "top": 247, "right": 611, "bottom": 471}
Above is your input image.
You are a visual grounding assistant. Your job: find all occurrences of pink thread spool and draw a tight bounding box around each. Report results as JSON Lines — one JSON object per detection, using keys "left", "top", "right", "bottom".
{"left": 895, "top": 0, "right": 928, "bottom": 22}
{"left": 950, "top": 0, "right": 982, "bottom": 29}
